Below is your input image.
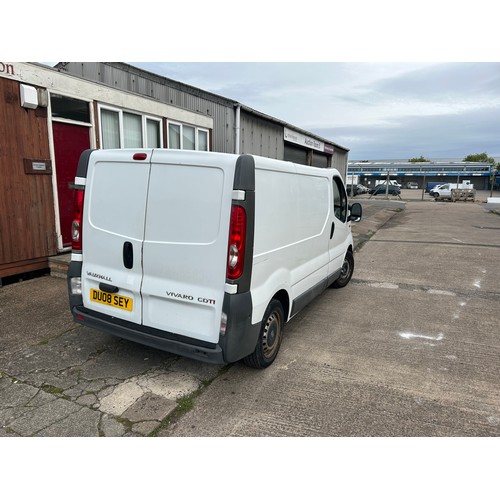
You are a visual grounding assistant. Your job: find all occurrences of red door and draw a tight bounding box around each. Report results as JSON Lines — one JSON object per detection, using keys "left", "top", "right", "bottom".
{"left": 52, "top": 122, "right": 91, "bottom": 247}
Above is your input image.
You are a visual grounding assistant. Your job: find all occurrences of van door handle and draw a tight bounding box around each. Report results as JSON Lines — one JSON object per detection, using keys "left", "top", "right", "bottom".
{"left": 99, "top": 283, "right": 119, "bottom": 294}
{"left": 123, "top": 241, "right": 133, "bottom": 269}
{"left": 330, "top": 222, "right": 335, "bottom": 239}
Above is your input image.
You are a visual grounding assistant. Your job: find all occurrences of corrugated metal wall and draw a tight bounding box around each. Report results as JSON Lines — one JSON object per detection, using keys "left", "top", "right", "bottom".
{"left": 57, "top": 62, "right": 349, "bottom": 167}
{"left": 58, "top": 62, "right": 237, "bottom": 154}
{"left": 332, "top": 150, "right": 348, "bottom": 178}
{"left": 240, "top": 110, "right": 284, "bottom": 159}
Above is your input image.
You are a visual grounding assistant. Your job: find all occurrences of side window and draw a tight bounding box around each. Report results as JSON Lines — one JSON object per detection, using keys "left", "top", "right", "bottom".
{"left": 167, "top": 120, "right": 210, "bottom": 151}
{"left": 332, "top": 177, "right": 348, "bottom": 222}
{"left": 98, "top": 105, "right": 163, "bottom": 149}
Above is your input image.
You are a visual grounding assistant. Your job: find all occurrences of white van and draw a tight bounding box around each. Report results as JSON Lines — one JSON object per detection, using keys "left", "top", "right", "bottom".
{"left": 430, "top": 181, "right": 474, "bottom": 199}
{"left": 67, "top": 149, "right": 362, "bottom": 368}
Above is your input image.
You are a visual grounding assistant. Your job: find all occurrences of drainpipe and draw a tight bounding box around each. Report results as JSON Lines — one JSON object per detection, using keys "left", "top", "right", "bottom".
{"left": 235, "top": 105, "right": 241, "bottom": 154}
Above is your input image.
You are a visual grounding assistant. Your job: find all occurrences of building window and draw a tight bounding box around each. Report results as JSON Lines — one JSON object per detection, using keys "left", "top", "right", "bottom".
{"left": 101, "top": 108, "right": 120, "bottom": 149}
{"left": 198, "top": 129, "right": 208, "bottom": 151}
{"left": 168, "top": 123, "right": 181, "bottom": 148}
{"left": 50, "top": 94, "right": 91, "bottom": 123}
{"left": 167, "top": 120, "right": 209, "bottom": 151}
{"left": 123, "top": 112, "right": 143, "bottom": 148}
{"left": 99, "top": 105, "right": 163, "bottom": 149}
{"left": 147, "top": 118, "right": 161, "bottom": 148}
{"left": 183, "top": 125, "right": 195, "bottom": 150}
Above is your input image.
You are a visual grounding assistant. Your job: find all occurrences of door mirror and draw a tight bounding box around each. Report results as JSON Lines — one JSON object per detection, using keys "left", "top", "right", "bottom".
{"left": 348, "top": 202, "right": 362, "bottom": 222}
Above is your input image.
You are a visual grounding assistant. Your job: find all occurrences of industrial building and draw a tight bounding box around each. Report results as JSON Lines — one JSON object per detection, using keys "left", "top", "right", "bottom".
{"left": 347, "top": 161, "right": 493, "bottom": 190}
{"left": 0, "top": 62, "right": 348, "bottom": 281}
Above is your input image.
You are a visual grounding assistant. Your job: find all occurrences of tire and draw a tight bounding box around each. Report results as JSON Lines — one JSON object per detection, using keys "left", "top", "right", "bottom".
{"left": 330, "top": 250, "right": 354, "bottom": 289}
{"left": 243, "top": 299, "right": 284, "bottom": 369}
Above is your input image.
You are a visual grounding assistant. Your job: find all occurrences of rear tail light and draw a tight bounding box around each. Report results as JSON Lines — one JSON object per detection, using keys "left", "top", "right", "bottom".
{"left": 71, "top": 189, "right": 85, "bottom": 251}
{"left": 227, "top": 204, "right": 246, "bottom": 280}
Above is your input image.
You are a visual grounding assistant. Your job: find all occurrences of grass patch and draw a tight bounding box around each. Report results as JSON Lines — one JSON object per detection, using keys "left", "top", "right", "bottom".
{"left": 42, "top": 384, "right": 64, "bottom": 395}
{"left": 148, "top": 390, "right": 202, "bottom": 437}
{"left": 176, "top": 395, "right": 195, "bottom": 413}
{"left": 148, "top": 365, "right": 232, "bottom": 437}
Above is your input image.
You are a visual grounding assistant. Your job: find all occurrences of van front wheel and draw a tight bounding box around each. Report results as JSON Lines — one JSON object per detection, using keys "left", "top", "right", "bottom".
{"left": 330, "top": 251, "right": 354, "bottom": 289}
{"left": 243, "top": 300, "right": 284, "bottom": 369}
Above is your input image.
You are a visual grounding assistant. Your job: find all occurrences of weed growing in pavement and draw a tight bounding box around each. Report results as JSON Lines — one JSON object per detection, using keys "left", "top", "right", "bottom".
{"left": 148, "top": 365, "right": 232, "bottom": 437}
{"left": 42, "top": 384, "right": 64, "bottom": 395}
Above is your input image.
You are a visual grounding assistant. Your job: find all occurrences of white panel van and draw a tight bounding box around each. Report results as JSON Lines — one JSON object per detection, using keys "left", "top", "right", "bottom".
{"left": 67, "top": 150, "right": 362, "bottom": 368}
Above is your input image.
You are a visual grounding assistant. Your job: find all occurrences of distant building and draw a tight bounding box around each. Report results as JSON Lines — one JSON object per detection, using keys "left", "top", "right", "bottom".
{"left": 347, "top": 161, "right": 493, "bottom": 189}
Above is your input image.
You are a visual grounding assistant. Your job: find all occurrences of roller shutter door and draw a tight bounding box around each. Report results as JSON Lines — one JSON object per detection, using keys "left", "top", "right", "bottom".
{"left": 284, "top": 144, "right": 308, "bottom": 165}
{"left": 312, "top": 152, "right": 328, "bottom": 168}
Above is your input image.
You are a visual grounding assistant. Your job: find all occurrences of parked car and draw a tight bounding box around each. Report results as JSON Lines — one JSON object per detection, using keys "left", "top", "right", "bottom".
{"left": 425, "top": 182, "right": 444, "bottom": 193}
{"left": 404, "top": 182, "right": 419, "bottom": 189}
{"left": 346, "top": 183, "right": 369, "bottom": 196}
{"left": 375, "top": 180, "right": 402, "bottom": 188}
{"left": 369, "top": 184, "right": 401, "bottom": 196}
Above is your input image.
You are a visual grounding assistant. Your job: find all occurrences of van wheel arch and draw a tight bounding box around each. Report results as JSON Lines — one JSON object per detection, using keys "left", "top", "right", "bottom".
{"left": 330, "top": 248, "right": 354, "bottom": 289}
{"left": 272, "top": 289, "right": 290, "bottom": 322}
{"left": 243, "top": 292, "right": 288, "bottom": 369}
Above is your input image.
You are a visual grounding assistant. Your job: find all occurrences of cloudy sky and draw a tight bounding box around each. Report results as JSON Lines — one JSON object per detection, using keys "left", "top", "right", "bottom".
{"left": 16, "top": 0, "right": 497, "bottom": 162}
{"left": 131, "top": 62, "right": 500, "bottom": 161}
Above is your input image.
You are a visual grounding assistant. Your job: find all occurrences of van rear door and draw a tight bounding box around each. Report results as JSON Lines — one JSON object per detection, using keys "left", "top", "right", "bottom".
{"left": 81, "top": 150, "right": 152, "bottom": 325}
{"left": 140, "top": 150, "right": 236, "bottom": 344}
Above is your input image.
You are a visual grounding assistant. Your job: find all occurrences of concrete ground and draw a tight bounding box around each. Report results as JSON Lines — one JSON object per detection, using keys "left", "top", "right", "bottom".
{"left": 163, "top": 196, "right": 500, "bottom": 437}
{"left": 0, "top": 192, "right": 499, "bottom": 437}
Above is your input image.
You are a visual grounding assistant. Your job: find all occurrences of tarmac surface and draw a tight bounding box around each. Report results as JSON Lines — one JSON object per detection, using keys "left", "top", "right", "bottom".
{"left": 0, "top": 190, "right": 499, "bottom": 437}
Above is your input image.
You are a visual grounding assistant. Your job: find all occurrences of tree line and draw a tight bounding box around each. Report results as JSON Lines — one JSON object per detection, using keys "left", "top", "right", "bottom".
{"left": 408, "top": 153, "right": 499, "bottom": 170}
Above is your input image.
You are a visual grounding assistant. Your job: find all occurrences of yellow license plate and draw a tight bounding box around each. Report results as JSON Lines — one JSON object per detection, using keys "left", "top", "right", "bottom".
{"left": 90, "top": 288, "right": 133, "bottom": 311}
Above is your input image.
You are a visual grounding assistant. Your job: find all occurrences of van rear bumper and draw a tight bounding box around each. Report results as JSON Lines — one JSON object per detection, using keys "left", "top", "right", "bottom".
{"left": 71, "top": 306, "right": 225, "bottom": 364}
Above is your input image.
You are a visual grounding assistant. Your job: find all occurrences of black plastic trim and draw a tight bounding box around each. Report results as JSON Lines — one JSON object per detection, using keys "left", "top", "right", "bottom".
{"left": 220, "top": 291, "right": 261, "bottom": 363}
{"left": 233, "top": 154, "right": 256, "bottom": 191}
{"left": 290, "top": 266, "right": 345, "bottom": 318}
{"left": 326, "top": 269, "right": 342, "bottom": 288}
{"left": 76, "top": 149, "right": 95, "bottom": 179}
{"left": 67, "top": 260, "right": 83, "bottom": 309}
{"left": 71, "top": 306, "right": 224, "bottom": 364}
{"left": 290, "top": 278, "right": 328, "bottom": 318}
{"left": 226, "top": 154, "right": 256, "bottom": 294}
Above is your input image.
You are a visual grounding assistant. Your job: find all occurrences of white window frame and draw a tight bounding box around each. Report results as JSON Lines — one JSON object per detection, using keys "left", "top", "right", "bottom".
{"left": 167, "top": 120, "right": 210, "bottom": 151}
{"left": 145, "top": 115, "right": 163, "bottom": 148}
{"left": 197, "top": 128, "right": 209, "bottom": 152}
{"left": 98, "top": 104, "right": 164, "bottom": 149}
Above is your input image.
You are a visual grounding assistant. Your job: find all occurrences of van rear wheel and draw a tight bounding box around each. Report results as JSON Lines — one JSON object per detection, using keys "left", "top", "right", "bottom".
{"left": 330, "top": 250, "right": 354, "bottom": 289}
{"left": 243, "top": 299, "right": 284, "bottom": 369}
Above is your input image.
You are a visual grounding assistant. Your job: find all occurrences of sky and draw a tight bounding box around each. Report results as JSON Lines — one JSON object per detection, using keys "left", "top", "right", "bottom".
{"left": 6, "top": 0, "right": 499, "bottom": 163}
{"left": 130, "top": 62, "right": 500, "bottom": 161}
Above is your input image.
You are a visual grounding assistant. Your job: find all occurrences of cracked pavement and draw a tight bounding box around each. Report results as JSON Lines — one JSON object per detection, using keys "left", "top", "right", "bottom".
{"left": 3, "top": 191, "right": 496, "bottom": 437}
{"left": 0, "top": 195, "right": 422, "bottom": 437}
{"left": 0, "top": 287, "right": 224, "bottom": 436}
